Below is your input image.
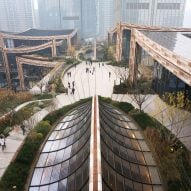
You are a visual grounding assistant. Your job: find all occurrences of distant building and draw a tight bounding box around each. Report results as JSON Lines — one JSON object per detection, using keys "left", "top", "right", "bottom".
{"left": 121, "top": 0, "right": 186, "bottom": 27}
{"left": 0, "top": 0, "right": 33, "bottom": 32}
{"left": 98, "top": 0, "right": 114, "bottom": 39}
{"left": 81, "top": 0, "right": 97, "bottom": 38}
{"left": 37, "top": 0, "right": 97, "bottom": 39}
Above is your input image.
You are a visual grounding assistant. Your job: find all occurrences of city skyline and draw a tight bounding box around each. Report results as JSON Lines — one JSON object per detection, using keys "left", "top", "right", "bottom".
{"left": 0, "top": 0, "right": 190, "bottom": 39}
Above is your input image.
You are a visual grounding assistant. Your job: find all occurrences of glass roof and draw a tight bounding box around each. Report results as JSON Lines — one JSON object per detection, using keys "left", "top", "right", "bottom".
{"left": 99, "top": 102, "right": 163, "bottom": 191}
{"left": 142, "top": 31, "right": 191, "bottom": 60}
{"left": 29, "top": 102, "right": 91, "bottom": 191}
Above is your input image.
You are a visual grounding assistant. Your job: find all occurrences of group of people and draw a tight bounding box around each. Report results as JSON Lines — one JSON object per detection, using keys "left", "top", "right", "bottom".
{"left": 99, "top": 63, "right": 104, "bottom": 67}
{"left": 86, "top": 66, "right": 96, "bottom": 75}
{"left": 68, "top": 81, "right": 75, "bottom": 94}
{"left": 67, "top": 72, "right": 72, "bottom": 77}
{"left": 0, "top": 134, "right": 6, "bottom": 151}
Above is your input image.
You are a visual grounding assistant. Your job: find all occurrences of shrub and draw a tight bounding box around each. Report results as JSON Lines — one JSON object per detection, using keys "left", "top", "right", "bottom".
{"left": 34, "top": 93, "right": 53, "bottom": 100}
{"left": 114, "top": 102, "right": 134, "bottom": 113}
{"left": 131, "top": 112, "right": 155, "bottom": 130}
{"left": 113, "top": 83, "right": 128, "bottom": 94}
{"left": 34, "top": 120, "right": 51, "bottom": 136}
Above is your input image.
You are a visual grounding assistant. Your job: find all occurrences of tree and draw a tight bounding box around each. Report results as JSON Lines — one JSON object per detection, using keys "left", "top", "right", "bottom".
{"left": 130, "top": 91, "right": 149, "bottom": 112}
{"left": 151, "top": 96, "right": 190, "bottom": 148}
{"left": 115, "top": 66, "right": 128, "bottom": 85}
{"left": 67, "top": 46, "right": 76, "bottom": 57}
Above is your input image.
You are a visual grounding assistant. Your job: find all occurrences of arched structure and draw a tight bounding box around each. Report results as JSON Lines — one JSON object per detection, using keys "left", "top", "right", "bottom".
{"left": 99, "top": 101, "right": 163, "bottom": 191}
{"left": 28, "top": 97, "right": 164, "bottom": 191}
{"left": 29, "top": 102, "right": 92, "bottom": 191}
{"left": 0, "top": 29, "right": 78, "bottom": 89}
{"left": 109, "top": 23, "right": 191, "bottom": 89}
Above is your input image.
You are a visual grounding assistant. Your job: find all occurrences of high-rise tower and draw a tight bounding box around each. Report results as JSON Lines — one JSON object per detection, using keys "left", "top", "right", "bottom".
{"left": 0, "top": 0, "right": 33, "bottom": 32}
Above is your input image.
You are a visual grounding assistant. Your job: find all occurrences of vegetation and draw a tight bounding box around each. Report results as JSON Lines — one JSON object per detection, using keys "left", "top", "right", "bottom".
{"left": 0, "top": 90, "right": 33, "bottom": 116}
{"left": 48, "top": 77, "right": 67, "bottom": 94}
{"left": 78, "top": 52, "right": 85, "bottom": 60}
{"left": 33, "top": 93, "right": 53, "bottom": 100}
{"left": 163, "top": 91, "right": 191, "bottom": 111}
{"left": 0, "top": 100, "right": 51, "bottom": 136}
{"left": 99, "top": 96, "right": 191, "bottom": 191}
{"left": 65, "top": 57, "right": 80, "bottom": 65}
{"left": 102, "top": 44, "right": 116, "bottom": 61}
{"left": 67, "top": 45, "right": 76, "bottom": 57}
{"left": 0, "top": 98, "right": 91, "bottom": 191}
{"left": 113, "top": 83, "right": 128, "bottom": 94}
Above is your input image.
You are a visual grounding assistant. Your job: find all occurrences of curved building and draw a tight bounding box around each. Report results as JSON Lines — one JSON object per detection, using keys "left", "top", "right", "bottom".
{"left": 28, "top": 98, "right": 163, "bottom": 191}
{"left": 29, "top": 102, "right": 91, "bottom": 190}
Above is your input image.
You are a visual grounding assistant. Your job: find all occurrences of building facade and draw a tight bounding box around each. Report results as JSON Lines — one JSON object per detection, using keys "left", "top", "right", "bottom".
{"left": 37, "top": 0, "right": 97, "bottom": 39}
{"left": 0, "top": 0, "right": 33, "bottom": 32}
{"left": 121, "top": 0, "right": 186, "bottom": 27}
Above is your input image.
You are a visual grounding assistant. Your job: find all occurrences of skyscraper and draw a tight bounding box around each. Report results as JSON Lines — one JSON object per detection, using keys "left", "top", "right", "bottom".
{"left": 37, "top": 0, "right": 97, "bottom": 39}
{"left": 98, "top": 0, "right": 114, "bottom": 38}
{"left": 121, "top": 0, "right": 186, "bottom": 27}
{"left": 0, "top": 0, "right": 33, "bottom": 32}
{"left": 81, "top": 0, "right": 97, "bottom": 38}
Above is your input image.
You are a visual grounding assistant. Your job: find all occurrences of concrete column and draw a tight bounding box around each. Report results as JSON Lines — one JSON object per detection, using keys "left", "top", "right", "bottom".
{"left": 93, "top": 40, "right": 97, "bottom": 60}
{"left": 115, "top": 23, "right": 123, "bottom": 62}
{"left": 2, "top": 51, "right": 11, "bottom": 88}
{"left": 51, "top": 39, "right": 57, "bottom": 57}
{"left": 128, "top": 29, "right": 137, "bottom": 86}
{"left": 16, "top": 58, "right": 25, "bottom": 90}
{"left": 67, "top": 37, "right": 72, "bottom": 49}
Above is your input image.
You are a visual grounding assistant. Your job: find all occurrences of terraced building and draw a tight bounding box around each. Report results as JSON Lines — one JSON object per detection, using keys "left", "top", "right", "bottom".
{"left": 0, "top": 28, "right": 78, "bottom": 89}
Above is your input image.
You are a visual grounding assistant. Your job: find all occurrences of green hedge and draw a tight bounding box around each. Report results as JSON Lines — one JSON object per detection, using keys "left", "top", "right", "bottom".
{"left": 99, "top": 97, "right": 134, "bottom": 113}
{"left": 44, "top": 98, "right": 91, "bottom": 125}
{"left": 0, "top": 98, "right": 91, "bottom": 191}
{"left": 130, "top": 112, "right": 156, "bottom": 130}
{"left": 34, "top": 93, "right": 53, "bottom": 100}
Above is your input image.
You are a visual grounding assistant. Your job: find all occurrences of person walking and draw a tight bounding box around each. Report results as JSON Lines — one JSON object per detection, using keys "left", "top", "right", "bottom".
{"left": 72, "top": 81, "right": 75, "bottom": 87}
{"left": 68, "top": 82, "right": 70, "bottom": 89}
{"left": 0, "top": 134, "right": 6, "bottom": 151}
{"left": 72, "top": 87, "right": 75, "bottom": 94}
{"left": 2, "top": 137, "right": 6, "bottom": 151}
{"left": 20, "top": 123, "right": 26, "bottom": 135}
